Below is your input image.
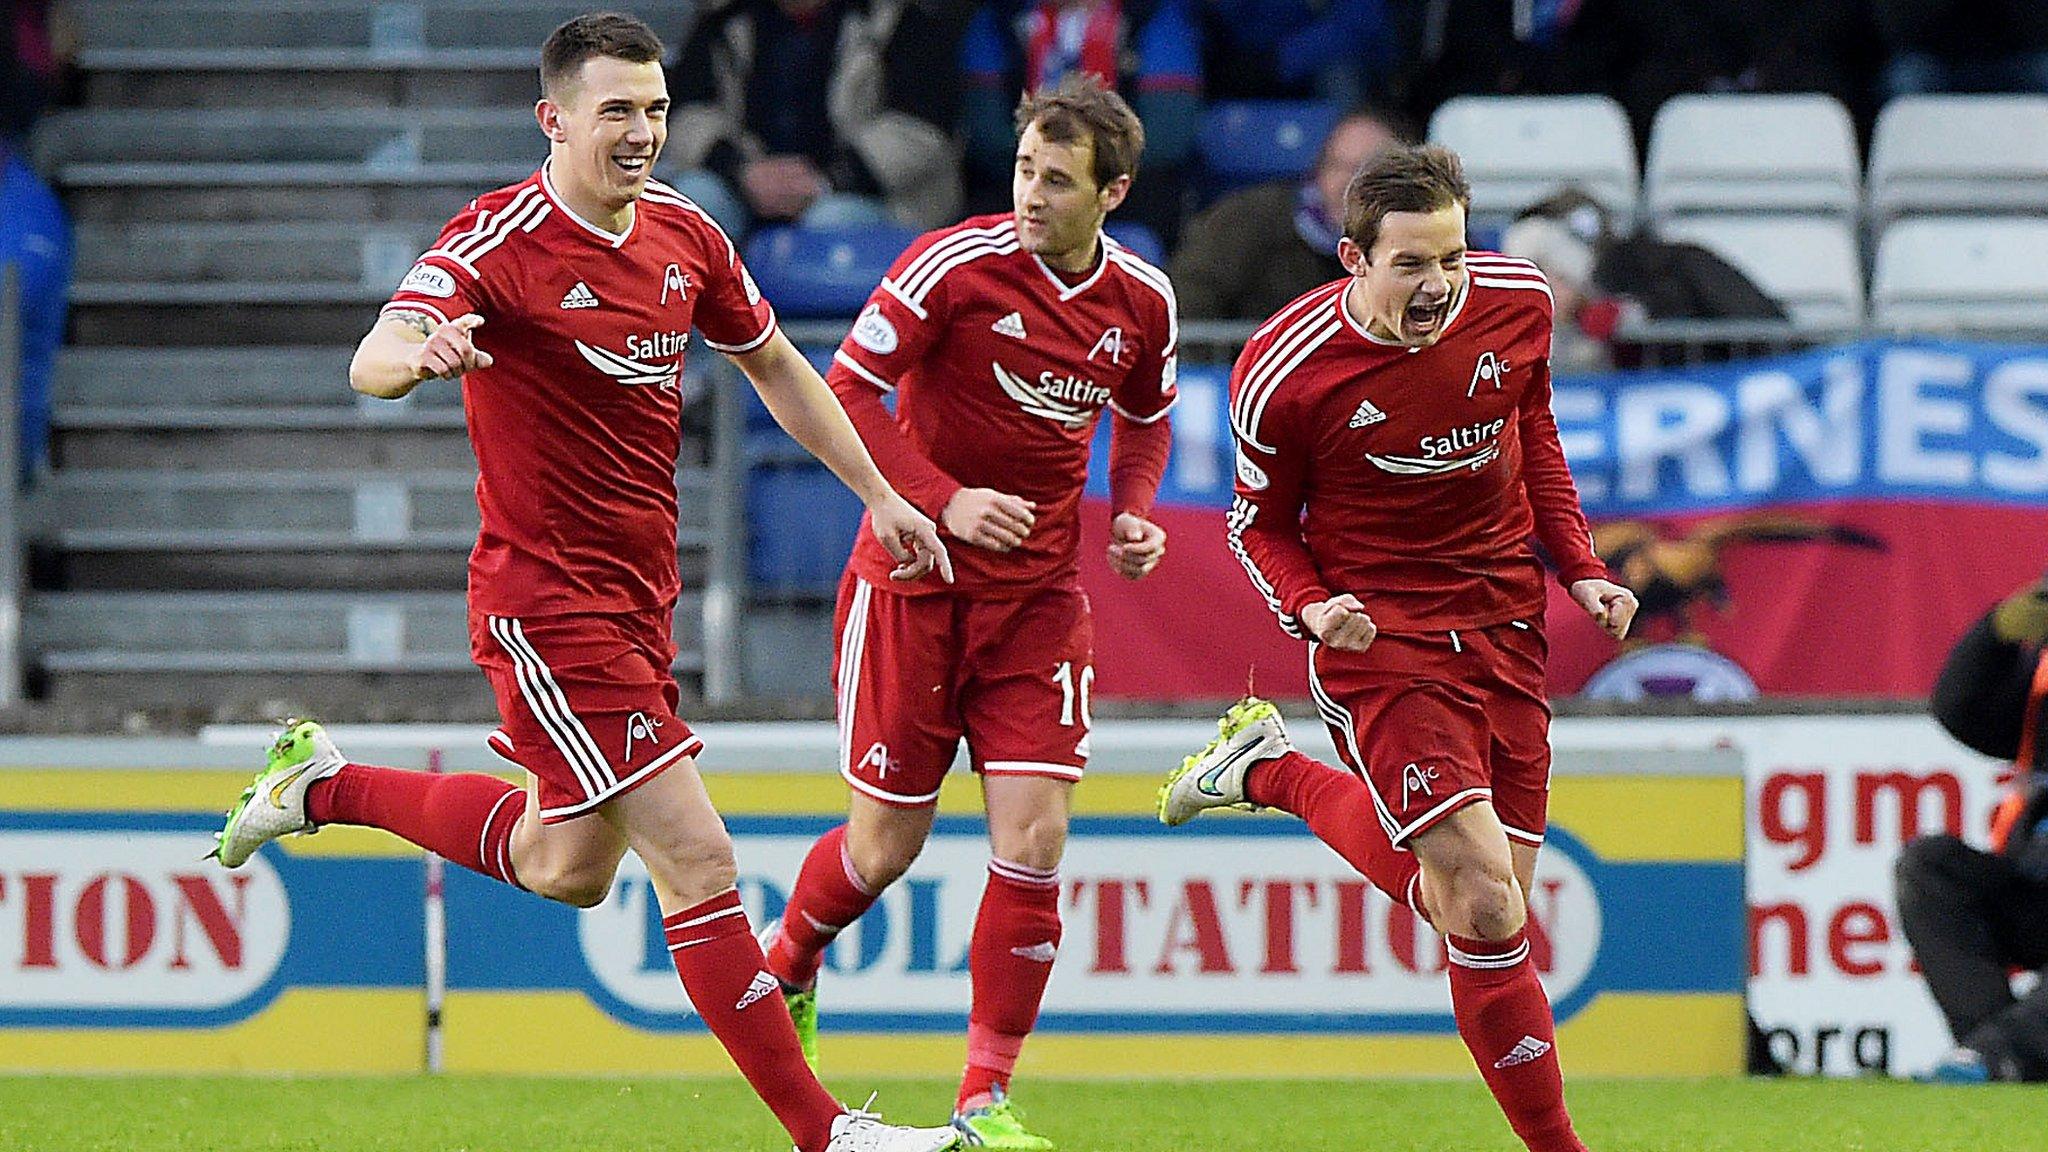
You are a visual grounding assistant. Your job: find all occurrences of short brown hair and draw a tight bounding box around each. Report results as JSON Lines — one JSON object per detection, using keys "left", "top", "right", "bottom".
{"left": 1014, "top": 74, "right": 1145, "bottom": 190}
{"left": 1343, "top": 143, "right": 1471, "bottom": 260}
{"left": 541, "top": 12, "right": 665, "bottom": 100}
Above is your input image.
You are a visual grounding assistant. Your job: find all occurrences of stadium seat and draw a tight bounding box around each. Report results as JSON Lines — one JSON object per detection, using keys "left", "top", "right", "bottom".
{"left": 1426, "top": 95, "right": 1638, "bottom": 228}
{"left": 1196, "top": 100, "right": 1341, "bottom": 192}
{"left": 1870, "top": 217, "right": 2048, "bottom": 331}
{"left": 1105, "top": 221, "right": 1166, "bottom": 266}
{"left": 743, "top": 222, "right": 921, "bottom": 319}
{"left": 1868, "top": 95, "right": 2048, "bottom": 223}
{"left": 746, "top": 464, "right": 865, "bottom": 594}
{"left": 1656, "top": 216, "right": 1864, "bottom": 329}
{"left": 1645, "top": 94, "right": 1860, "bottom": 222}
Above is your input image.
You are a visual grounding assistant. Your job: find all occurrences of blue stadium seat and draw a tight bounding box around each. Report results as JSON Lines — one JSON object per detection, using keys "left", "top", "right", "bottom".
{"left": 1197, "top": 100, "right": 1341, "bottom": 193}
{"left": 1105, "top": 221, "right": 1166, "bottom": 266}
{"left": 746, "top": 464, "right": 866, "bottom": 594}
{"left": 744, "top": 222, "right": 921, "bottom": 319}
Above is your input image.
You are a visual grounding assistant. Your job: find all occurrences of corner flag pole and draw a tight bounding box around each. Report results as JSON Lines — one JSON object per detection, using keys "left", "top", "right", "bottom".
{"left": 424, "top": 747, "right": 447, "bottom": 1074}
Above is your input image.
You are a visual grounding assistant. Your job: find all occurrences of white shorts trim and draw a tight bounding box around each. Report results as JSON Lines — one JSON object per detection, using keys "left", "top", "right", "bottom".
{"left": 1503, "top": 823, "right": 1546, "bottom": 846}
{"left": 836, "top": 578, "right": 875, "bottom": 778}
{"left": 840, "top": 766, "right": 944, "bottom": 807}
{"left": 980, "top": 760, "right": 1084, "bottom": 781}
{"left": 537, "top": 734, "right": 702, "bottom": 822}
{"left": 490, "top": 615, "right": 613, "bottom": 800}
{"left": 1389, "top": 787, "right": 1494, "bottom": 847}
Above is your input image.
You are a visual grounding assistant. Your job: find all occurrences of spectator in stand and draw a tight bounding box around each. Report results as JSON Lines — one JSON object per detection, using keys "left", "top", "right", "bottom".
{"left": 1544, "top": 0, "right": 1878, "bottom": 153}
{"left": 665, "top": 0, "right": 974, "bottom": 235}
{"left": 1874, "top": 0, "right": 2048, "bottom": 99}
{"left": 1199, "top": 0, "right": 1397, "bottom": 105}
{"left": 1170, "top": 108, "right": 1404, "bottom": 320}
{"left": 1896, "top": 572, "right": 2048, "bottom": 1083}
{"left": 1392, "top": 0, "right": 1576, "bottom": 130}
{"left": 1502, "top": 188, "right": 1783, "bottom": 372}
{"left": 959, "top": 0, "right": 1201, "bottom": 239}
{"left": 0, "top": 136, "right": 69, "bottom": 484}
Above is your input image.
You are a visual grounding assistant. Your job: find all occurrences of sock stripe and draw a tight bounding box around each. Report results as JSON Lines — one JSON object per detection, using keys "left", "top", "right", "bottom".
{"left": 988, "top": 858, "right": 1059, "bottom": 887}
{"left": 665, "top": 903, "right": 746, "bottom": 933}
{"left": 478, "top": 788, "right": 522, "bottom": 884}
{"left": 839, "top": 836, "right": 875, "bottom": 896}
{"left": 1447, "top": 939, "right": 1531, "bottom": 970}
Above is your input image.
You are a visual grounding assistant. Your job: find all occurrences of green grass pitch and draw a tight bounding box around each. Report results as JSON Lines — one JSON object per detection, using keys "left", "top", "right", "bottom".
{"left": 3, "top": 1075, "right": 2044, "bottom": 1151}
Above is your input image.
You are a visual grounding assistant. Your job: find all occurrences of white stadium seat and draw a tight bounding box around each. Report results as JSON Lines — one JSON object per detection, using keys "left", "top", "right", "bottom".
{"left": 1645, "top": 94, "right": 1860, "bottom": 221}
{"left": 1871, "top": 218, "right": 2048, "bottom": 331}
{"left": 1427, "top": 95, "right": 1638, "bottom": 226}
{"left": 1868, "top": 95, "right": 2048, "bottom": 222}
{"left": 1657, "top": 215, "right": 1864, "bottom": 329}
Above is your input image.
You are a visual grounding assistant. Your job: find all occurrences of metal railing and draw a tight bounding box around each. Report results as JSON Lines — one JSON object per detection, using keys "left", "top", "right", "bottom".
{"left": 0, "top": 265, "right": 21, "bottom": 708}
{"left": 792, "top": 316, "right": 2048, "bottom": 371}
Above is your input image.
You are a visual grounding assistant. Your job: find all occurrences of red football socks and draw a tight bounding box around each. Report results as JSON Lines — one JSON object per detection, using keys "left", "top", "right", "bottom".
{"left": 765, "top": 824, "right": 879, "bottom": 989}
{"left": 307, "top": 764, "right": 525, "bottom": 888}
{"left": 665, "top": 890, "right": 845, "bottom": 1152}
{"left": 1448, "top": 930, "right": 1587, "bottom": 1152}
{"left": 1246, "top": 751, "right": 1428, "bottom": 918}
{"left": 959, "top": 858, "right": 1062, "bottom": 1110}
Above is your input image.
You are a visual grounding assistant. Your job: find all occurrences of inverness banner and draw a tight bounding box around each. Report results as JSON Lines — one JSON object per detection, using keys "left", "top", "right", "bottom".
{"left": 1080, "top": 339, "right": 2048, "bottom": 700}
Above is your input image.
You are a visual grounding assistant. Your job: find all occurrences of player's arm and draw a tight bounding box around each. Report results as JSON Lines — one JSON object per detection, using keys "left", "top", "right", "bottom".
{"left": 349, "top": 310, "right": 493, "bottom": 400}
{"left": 1104, "top": 318, "right": 1179, "bottom": 580}
{"left": 731, "top": 330, "right": 953, "bottom": 582}
{"left": 1106, "top": 411, "right": 1171, "bottom": 579}
{"left": 828, "top": 366, "right": 1037, "bottom": 553}
{"left": 1227, "top": 378, "right": 1371, "bottom": 648}
{"left": 1518, "top": 356, "right": 1636, "bottom": 640}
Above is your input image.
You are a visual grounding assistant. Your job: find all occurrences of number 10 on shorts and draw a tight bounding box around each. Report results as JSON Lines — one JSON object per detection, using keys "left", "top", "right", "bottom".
{"left": 1053, "top": 661, "right": 1094, "bottom": 727}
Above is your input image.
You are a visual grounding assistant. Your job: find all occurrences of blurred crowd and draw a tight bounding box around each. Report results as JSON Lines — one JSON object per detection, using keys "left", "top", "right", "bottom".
{"left": 654, "top": 0, "right": 2048, "bottom": 252}
{"left": 4, "top": 0, "right": 2046, "bottom": 440}
{"left": 2, "top": 0, "right": 72, "bottom": 483}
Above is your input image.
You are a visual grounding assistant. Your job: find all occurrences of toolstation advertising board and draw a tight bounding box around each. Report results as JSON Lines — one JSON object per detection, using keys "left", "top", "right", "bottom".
{"left": 0, "top": 727, "right": 1740, "bottom": 1076}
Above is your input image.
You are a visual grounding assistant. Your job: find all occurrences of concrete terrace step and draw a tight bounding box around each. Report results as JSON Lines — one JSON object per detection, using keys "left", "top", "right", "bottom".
{"left": 54, "top": 347, "right": 432, "bottom": 407}
{"left": 69, "top": 2, "right": 696, "bottom": 54}
{"left": 34, "top": 467, "right": 714, "bottom": 538}
{"left": 71, "top": 223, "right": 437, "bottom": 287}
{"left": 53, "top": 405, "right": 469, "bottom": 430}
{"left": 79, "top": 48, "right": 541, "bottom": 109}
{"left": 60, "top": 180, "right": 504, "bottom": 225}
{"left": 28, "top": 589, "right": 704, "bottom": 661}
{"left": 36, "top": 108, "right": 542, "bottom": 167}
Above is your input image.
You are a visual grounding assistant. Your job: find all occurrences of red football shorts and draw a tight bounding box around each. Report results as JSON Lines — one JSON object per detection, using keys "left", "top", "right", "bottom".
{"left": 1306, "top": 618, "right": 1551, "bottom": 849}
{"left": 833, "top": 572, "right": 1094, "bottom": 807}
{"left": 471, "top": 606, "right": 702, "bottom": 824}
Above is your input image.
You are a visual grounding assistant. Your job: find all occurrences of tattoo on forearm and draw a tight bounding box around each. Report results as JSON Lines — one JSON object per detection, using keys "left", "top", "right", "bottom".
{"left": 392, "top": 311, "right": 437, "bottom": 338}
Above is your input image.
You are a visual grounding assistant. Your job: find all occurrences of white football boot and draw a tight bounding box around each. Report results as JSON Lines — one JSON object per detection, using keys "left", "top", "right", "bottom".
{"left": 1156, "top": 696, "right": 1292, "bottom": 826}
{"left": 815, "top": 1097, "right": 963, "bottom": 1152}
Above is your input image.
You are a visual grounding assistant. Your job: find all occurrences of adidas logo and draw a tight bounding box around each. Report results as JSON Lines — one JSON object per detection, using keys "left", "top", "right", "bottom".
{"left": 991, "top": 311, "right": 1027, "bottom": 340}
{"left": 735, "top": 969, "right": 779, "bottom": 1011}
{"left": 1493, "top": 1035, "right": 1553, "bottom": 1069}
{"left": 1348, "top": 398, "right": 1386, "bottom": 428}
{"left": 1009, "top": 941, "right": 1058, "bottom": 963}
{"left": 560, "top": 281, "right": 600, "bottom": 309}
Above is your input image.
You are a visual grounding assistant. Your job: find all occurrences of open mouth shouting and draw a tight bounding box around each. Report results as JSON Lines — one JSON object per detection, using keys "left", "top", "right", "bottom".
{"left": 1403, "top": 294, "right": 1450, "bottom": 339}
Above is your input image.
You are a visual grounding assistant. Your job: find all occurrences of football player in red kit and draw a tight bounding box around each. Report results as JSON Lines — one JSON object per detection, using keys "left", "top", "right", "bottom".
{"left": 1160, "top": 144, "right": 1638, "bottom": 1152}
{"left": 209, "top": 13, "right": 961, "bottom": 1152}
{"left": 759, "top": 76, "right": 1177, "bottom": 1150}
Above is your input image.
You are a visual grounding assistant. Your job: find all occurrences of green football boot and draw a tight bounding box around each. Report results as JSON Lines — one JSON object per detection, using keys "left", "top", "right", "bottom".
{"left": 210, "top": 719, "right": 346, "bottom": 868}
{"left": 952, "top": 1087, "right": 1055, "bottom": 1151}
